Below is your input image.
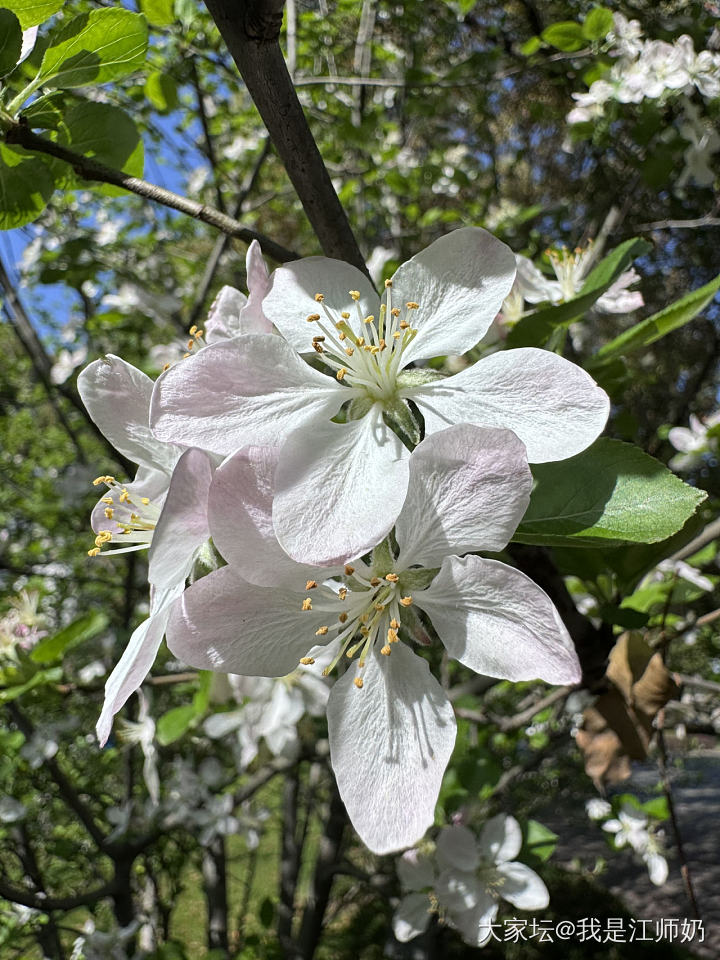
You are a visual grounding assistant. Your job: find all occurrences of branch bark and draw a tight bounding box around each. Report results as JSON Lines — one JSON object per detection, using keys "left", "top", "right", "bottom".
{"left": 202, "top": 0, "right": 370, "bottom": 276}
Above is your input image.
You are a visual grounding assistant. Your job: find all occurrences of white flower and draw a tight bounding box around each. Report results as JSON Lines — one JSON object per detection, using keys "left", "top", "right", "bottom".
{"left": 656, "top": 558, "right": 714, "bottom": 593}
{"left": 50, "top": 346, "right": 88, "bottom": 385}
{"left": 677, "top": 100, "right": 720, "bottom": 188}
{"left": 101, "top": 283, "right": 181, "bottom": 322}
{"left": 602, "top": 803, "right": 668, "bottom": 886}
{"left": 609, "top": 13, "right": 644, "bottom": 60}
{"left": 167, "top": 425, "right": 580, "bottom": 854}
{"left": 151, "top": 228, "right": 609, "bottom": 564}
{"left": 393, "top": 816, "right": 550, "bottom": 946}
{"left": 585, "top": 797, "right": 612, "bottom": 821}
{"left": 70, "top": 918, "right": 139, "bottom": 960}
{"left": 78, "top": 357, "right": 215, "bottom": 744}
{"left": 116, "top": 691, "right": 160, "bottom": 804}
{"left": 668, "top": 409, "right": 720, "bottom": 471}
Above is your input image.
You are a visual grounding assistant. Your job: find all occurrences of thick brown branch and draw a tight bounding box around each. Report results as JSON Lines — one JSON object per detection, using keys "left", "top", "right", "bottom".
{"left": 4, "top": 121, "right": 298, "bottom": 264}
{"left": 202, "top": 0, "right": 370, "bottom": 275}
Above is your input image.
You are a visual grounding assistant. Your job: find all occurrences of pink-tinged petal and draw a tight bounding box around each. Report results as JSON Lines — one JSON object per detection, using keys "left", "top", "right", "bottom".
{"left": 208, "top": 446, "right": 325, "bottom": 588}
{"left": 96, "top": 585, "right": 180, "bottom": 746}
{"left": 478, "top": 814, "right": 522, "bottom": 864}
{"left": 205, "top": 286, "right": 249, "bottom": 342}
{"left": 392, "top": 893, "right": 432, "bottom": 942}
{"left": 166, "top": 566, "right": 333, "bottom": 676}
{"left": 326, "top": 642, "right": 456, "bottom": 855}
{"left": 273, "top": 405, "right": 410, "bottom": 565}
{"left": 148, "top": 448, "right": 214, "bottom": 589}
{"left": 262, "top": 257, "right": 379, "bottom": 352}
{"left": 150, "top": 336, "right": 345, "bottom": 455}
{"left": 78, "top": 355, "right": 178, "bottom": 473}
{"left": 411, "top": 347, "right": 609, "bottom": 463}
{"left": 495, "top": 861, "right": 549, "bottom": 909}
{"left": 435, "top": 825, "right": 481, "bottom": 873}
{"left": 240, "top": 239, "right": 272, "bottom": 334}
{"left": 395, "top": 425, "right": 531, "bottom": 569}
{"left": 391, "top": 228, "right": 516, "bottom": 365}
{"left": 414, "top": 556, "right": 581, "bottom": 684}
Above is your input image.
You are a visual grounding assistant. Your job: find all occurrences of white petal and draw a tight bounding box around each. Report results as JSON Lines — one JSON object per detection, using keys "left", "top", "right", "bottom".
{"left": 412, "top": 348, "right": 609, "bottom": 462}
{"left": 436, "top": 868, "right": 482, "bottom": 912}
{"left": 326, "top": 642, "right": 456, "bottom": 855}
{"left": 148, "top": 448, "right": 213, "bottom": 589}
{"left": 208, "top": 446, "right": 325, "bottom": 588}
{"left": 78, "top": 355, "right": 178, "bottom": 473}
{"left": 496, "top": 861, "right": 549, "bottom": 909}
{"left": 397, "top": 850, "right": 436, "bottom": 891}
{"left": 391, "top": 228, "right": 516, "bottom": 365}
{"left": 205, "top": 286, "right": 249, "bottom": 341}
{"left": 435, "top": 825, "right": 481, "bottom": 873}
{"left": 415, "top": 556, "right": 581, "bottom": 684}
{"left": 645, "top": 852, "right": 668, "bottom": 886}
{"left": 479, "top": 814, "right": 522, "bottom": 864}
{"left": 395, "top": 425, "right": 531, "bottom": 568}
{"left": 96, "top": 586, "right": 180, "bottom": 746}
{"left": 392, "top": 893, "right": 432, "bottom": 942}
{"left": 166, "top": 566, "right": 333, "bottom": 676}
{"left": 273, "top": 405, "right": 410, "bottom": 565}
{"left": 204, "top": 708, "right": 245, "bottom": 738}
{"left": 150, "top": 336, "right": 345, "bottom": 454}
{"left": 449, "top": 895, "right": 499, "bottom": 947}
{"left": 262, "top": 257, "right": 379, "bottom": 352}
{"left": 90, "top": 469, "right": 169, "bottom": 535}
{"left": 515, "top": 255, "right": 562, "bottom": 304}
{"left": 240, "top": 239, "right": 272, "bottom": 334}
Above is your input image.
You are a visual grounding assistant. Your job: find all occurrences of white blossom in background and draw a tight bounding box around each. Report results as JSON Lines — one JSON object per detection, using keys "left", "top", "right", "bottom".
{"left": 69, "top": 919, "right": 139, "bottom": 960}
{"left": 152, "top": 227, "right": 609, "bottom": 564}
{"left": 50, "top": 345, "right": 88, "bottom": 385}
{"left": 0, "top": 796, "right": 27, "bottom": 823}
{"left": 393, "top": 816, "right": 549, "bottom": 946}
{"left": 585, "top": 798, "right": 612, "bottom": 821}
{"left": 677, "top": 100, "right": 720, "bottom": 188}
{"left": 101, "top": 282, "right": 182, "bottom": 323}
{"left": 0, "top": 590, "right": 46, "bottom": 661}
{"left": 116, "top": 691, "right": 160, "bottom": 805}
{"left": 668, "top": 409, "right": 720, "bottom": 471}
{"left": 656, "top": 558, "right": 714, "bottom": 593}
{"left": 167, "top": 425, "right": 580, "bottom": 854}
{"left": 602, "top": 803, "right": 669, "bottom": 886}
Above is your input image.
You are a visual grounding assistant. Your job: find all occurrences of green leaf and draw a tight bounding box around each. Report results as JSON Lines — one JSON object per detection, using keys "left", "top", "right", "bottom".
{"left": 139, "top": 0, "right": 175, "bottom": 26}
{"left": 0, "top": 9, "right": 22, "bottom": 77}
{"left": 1, "top": 0, "right": 63, "bottom": 29}
{"left": 582, "top": 7, "right": 613, "bottom": 41}
{"left": 36, "top": 9, "right": 148, "bottom": 90}
{"left": 590, "top": 272, "right": 720, "bottom": 366}
{"left": 144, "top": 70, "right": 178, "bottom": 112}
{"left": 30, "top": 609, "right": 109, "bottom": 664}
{"left": 641, "top": 796, "right": 669, "bottom": 820}
{"left": 523, "top": 819, "right": 558, "bottom": 862}
{"left": 506, "top": 238, "right": 651, "bottom": 347}
{"left": 0, "top": 143, "right": 55, "bottom": 229}
{"left": 59, "top": 101, "right": 144, "bottom": 193}
{"left": 520, "top": 36, "right": 542, "bottom": 56}
{"left": 19, "top": 90, "right": 65, "bottom": 128}
{"left": 541, "top": 21, "right": 585, "bottom": 52}
{"left": 514, "top": 438, "right": 707, "bottom": 548}
{"left": 0, "top": 667, "right": 62, "bottom": 703}
{"left": 156, "top": 704, "right": 197, "bottom": 745}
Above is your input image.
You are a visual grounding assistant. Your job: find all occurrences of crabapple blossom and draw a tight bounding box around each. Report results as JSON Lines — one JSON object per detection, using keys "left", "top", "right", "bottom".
{"left": 668, "top": 409, "right": 720, "bottom": 471}
{"left": 393, "top": 816, "right": 549, "bottom": 946}
{"left": 602, "top": 803, "right": 669, "bottom": 886}
{"left": 151, "top": 227, "right": 609, "bottom": 564}
{"left": 167, "top": 424, "right": 580, "bottom": 853}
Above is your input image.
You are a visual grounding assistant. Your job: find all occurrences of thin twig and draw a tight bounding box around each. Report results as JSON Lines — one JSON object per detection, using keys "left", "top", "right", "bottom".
{"left": 190, "top": 59, "right": 227, "bottom": 214}
{"left": 4, "top": 121, "right": 298, "bottom": 264}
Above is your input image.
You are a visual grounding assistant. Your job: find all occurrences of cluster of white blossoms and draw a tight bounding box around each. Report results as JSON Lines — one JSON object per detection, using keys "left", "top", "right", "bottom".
{"left": 80, "top": 226, "right": 611, "bottom": 854}
{"left": 568, "top": 15, "right": 720, "bottom": 128}
{"left": 393, "top": 816, "right": 549, "bottom": 946}
{"left": 586, "top": 799, "right": 669, "bottom": 887}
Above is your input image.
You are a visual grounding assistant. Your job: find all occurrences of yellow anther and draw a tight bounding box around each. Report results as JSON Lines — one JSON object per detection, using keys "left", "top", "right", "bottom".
{"left": 363, "top": 315, "right": 375, "bottom": 324}
{"left": 130, "top": 513, "right": 140, "bottom": 522}
{"left": 141, "top": 497, "right": 150, "bottom": 506}
{"left": 370, "top": 577, "right": 380, "bottom": 586}
{"left": 390, "top": 618, "right": 400, "bottom": 629}
{"left": 378, "top": 339, "right": 387, "bottom": 350}
{"left": 338, "top": 332, "right": 347, "bottom": 341}
{"left": 104, "top": 507, "right": 114, "bottom": 519}
{"left": 388, "top": 628, "right": 399, "bottom": 643}
{"left": 315, "top": 626, "right": 329, "bottom": 636}
{"left": 392, "top": 331, "right": 401, "bottom": 340}
{"left": 406, "top": 301, "right": 419, "bottom": 309}
{"left": 300, "top": 657, "right": 315, "bottom": 665}
{"left": 101, "top": 497, "right": 113, "bottom": 504}
{"left": 313, "top": 343, "right": 325, "bottom": 354}
{"left": 384, "top": 279, "right": 393, "bottom": 288}
{"left": 93, "top": 475, "right": 110, "bottom": 486}
{"left": 338, "top": 612, "right": 348, "bottom": 623}
{"left": 307, "top": 313, "right": 320, "bottom": 322}
{"left": 336, "top": 368, "right": 347, "bottom": 381}
{"left": 400, "top": 596, "right": 413, "bottom": 607}
{"left": 391, "top": 307, "right": 400, "bottom": 317}
{"left": 195, "top": 329, "right": 204, "bottom": 339}
{"left": 381, "top": 645, "right": 392, "bottom": 656}
{"left": 354, "top": 676, "right": 364, "bottom": 688}
{"left": 183, "top": 352, "right": 191, "bottom": 359}
{"left": 370, "top": 346, "right": 380, "bottom": 355}
{"left": 187, "top": 339, "right": 195, "bottom": 350}
{"left": 189, "top": 325, "right": 198, "bottom": 335}
{"left": 360, "top": 614, "right": 369, "bottom": 624}
{"left": 399, "top": 320, "right": 410, "bottom": 329}
{"left": 345, "top": 347, "right": 354, "bottom": 356}
{"left": 338, "top": 587, "right": 348, "bottom": 600}
{"left": 95, "top": 531, "right": 112, "bottom": 546}
{"left": 314, "top": 293, "right": 325, "bottom": 302}
{"left": 163, "top": 363, "right": 171, "bottom": 371}
{"left": 341, "top": 311, "right": 350, "bottom": 319}
{"left": 385, "top": 573, "right": 399, "bottom": 582}
{"left": 344, "top": 565, "right": 355, "bottom": 576}
{"left": 312, "top": 335, "right": 325, "bottom": 343}
{"left": 302, "top": 598, "right": 313, "bottom": 611}
{"left": 374, "top": 603, "right": 386, "bottom": 611}
{"left": 357, "top": 336, "right": 365, "bottom": 346}
{"left": 87, "top": 547, "right": 101, "bottom": 557}
{"left": 360, "top": 626, "right": 370, "bottom": 637}
{"left": 349, "top": 290, "right": 360, "bottom": 301}
{"left": 305, "top": 580, "right": 318, "bottom": 590}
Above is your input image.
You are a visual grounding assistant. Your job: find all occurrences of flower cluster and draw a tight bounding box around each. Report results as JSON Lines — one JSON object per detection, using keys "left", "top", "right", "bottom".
{"left": 0, "top": 590, "right": 46, "bottom": 662}
{"left": 393, "top": 815, "right": 549, "bottom": 946}
{"left": 668, "top": 409, "right": 720, "bottom": 472}
{"left": 586, "top": 799, "right": 669, "bottom": 887}
{"left": 568, "top": 15, "right": 720, "bottom": 128}
{"left": 80, "top": 226, "right": 611, "bottom": 854}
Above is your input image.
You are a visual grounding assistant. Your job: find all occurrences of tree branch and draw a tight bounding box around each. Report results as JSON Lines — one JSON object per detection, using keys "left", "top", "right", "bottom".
{"left": 202, "top": 0, "right": 370, "bottom": 275}
{"left": 0, "top": 877, "right": 117, "bottom": 913}
{"left": 4, "top": 120, "right": 298, "bottom": 264}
